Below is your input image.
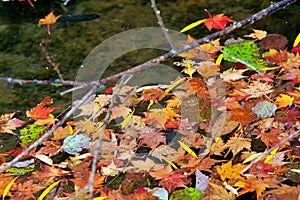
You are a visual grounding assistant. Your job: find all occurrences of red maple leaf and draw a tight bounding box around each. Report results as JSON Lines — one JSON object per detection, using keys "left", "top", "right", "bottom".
{"left": 140, "top": 128, "right": 166, "bottom": 149}
{"left": 204, "top": 9, "right": 234, "bottom": 30}
{"left": 26, "top": 96, "right": 58, "bottom": 120}
{"left": 292, "top": 44, "right": 300, "bottom": 54}
{"left": 159, "top": 173, "right": 190, "bottom": 193}
{"left": 249, "top": 160, "right": 275, "bottom": 177}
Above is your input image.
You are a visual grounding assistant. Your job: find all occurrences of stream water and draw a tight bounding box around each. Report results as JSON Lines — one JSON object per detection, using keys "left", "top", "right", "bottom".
{"left": 0, "top": 0, "right": 299, "bottom": 114}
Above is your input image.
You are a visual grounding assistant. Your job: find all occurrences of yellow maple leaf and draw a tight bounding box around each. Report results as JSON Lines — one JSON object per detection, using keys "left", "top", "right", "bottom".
{"left": 216, "top": 160, "right": 245, "bottom": 181}
{"left": 275, "top": 94, "right": 294, "bottom": 108}
{"left": 38, "top": 12, "right": 61, "bottom": 26}
{"left": 244, "top": 29, "right": 267, "bottom": 40}
{"left": 38, "top": 12, "right": 61, "bottom": 35}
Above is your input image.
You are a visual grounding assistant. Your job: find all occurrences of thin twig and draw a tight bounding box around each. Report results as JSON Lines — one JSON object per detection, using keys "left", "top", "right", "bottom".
{"left": 39, "top": 42, "right": 64, "bottom": 81}
{"left": 240, "top": 129, "right": 300, "bottom": 175}
{"left": 150, "top": 0, "right": 175, "bottom": 49}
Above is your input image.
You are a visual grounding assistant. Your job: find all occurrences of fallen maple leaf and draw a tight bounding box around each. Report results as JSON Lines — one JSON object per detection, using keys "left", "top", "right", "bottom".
{"left": 220, "top": 68, "right": 248, "bottom": 82}
{"left": 275, "top": 94, "right": 294, "bottom": 108}
{"left": 149, "top": 164, "right": 173, "bottom": 180}
{"left": 140, "top": 128, "right": 166, "bottom": 150}
{"left": 158, "top": 173, "right": 189, "bottom": 193}
{"left": 235, "top": 176, "right": 270, "bottom": 200}
{"left": 204, "top": 9, "right": 234, "bottom": 31}
{"left": 38, "top": 12, "right": 61, "bottom": 35}
{"left": 26, "top": 97, "right": 58, "bottom": 120}
{"left": 244, "top": 29, "right": 267, "bottom": 40}
{"left": 240, "top": 81, "right": 274, "bottom": 99}
{"left": 257, "top": 128, "right": 287, "bottom": 148}
{"left": 216, "top": 160, "right": 245, "bottom": 181}
{"left": 0, "top": 112, "right": 24, "bottom": 135}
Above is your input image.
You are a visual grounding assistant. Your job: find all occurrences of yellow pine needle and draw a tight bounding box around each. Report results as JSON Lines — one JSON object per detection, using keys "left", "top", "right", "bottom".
{"left": 38, "top": 180, "right": 61, "bottom": 200}
{"left": 3, "top": 176, "right": 18, "bottom": 199}
{"left": 147, "top": 100, "right": 154, "bottom": 110}
{"left": 187, "top": 59, "right": 193, "bottom": 77}
{"left": 216, "top": 54, "right": 223, "bottom": 65}
{"left": 165, "top": 77, "right": 186, "bottom": 94}
{"left": 293, "top": 33, "right": 300, "bottom": 47}
{"left": 93, "top": 197, "right": 108, "bottom": 200}
{"left": 264, "top": 147, "right": 279, "bottom": 163}
{"left": 178, "top": 140, "right": 198, "bottom": 158}
{"left": 180, "top": 19, "right": 206, "bottom": 33}
{"left": 161, "top": 156, "right": 177, "bottom": 169}
{"left": 121, "top": 109, "right": 135, "bottom": 129}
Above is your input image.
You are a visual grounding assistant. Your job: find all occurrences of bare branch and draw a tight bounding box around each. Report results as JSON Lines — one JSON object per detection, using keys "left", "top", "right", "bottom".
{"left": 150, "top": 0, "right": 175, "bottom": 49}
{"left": 39, "top": 42, "right": 64, "bottom": 81}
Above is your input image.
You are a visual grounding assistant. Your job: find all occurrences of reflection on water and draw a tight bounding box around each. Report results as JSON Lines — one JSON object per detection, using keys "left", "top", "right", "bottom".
{"left": 0, "top": 0, "right": 299, "bottom": 113}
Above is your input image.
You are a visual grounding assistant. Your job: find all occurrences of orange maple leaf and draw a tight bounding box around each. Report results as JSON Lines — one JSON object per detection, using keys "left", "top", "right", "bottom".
{"left": 275, "top": 94, "right": 294, "bottom": 108}
{"left": 38, "top": 12, "right": 61, "bottom": 35}
{"left": 204, "top": 9, "right": 234, "bottom": 30}
{"left": 26, "top": 97, "right": 58, "bottom": 120}
{"left": 235, "top": 176, "right": 270, "bottom": 200}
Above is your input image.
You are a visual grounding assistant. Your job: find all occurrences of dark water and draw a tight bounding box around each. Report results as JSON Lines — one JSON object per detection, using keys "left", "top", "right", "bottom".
{"left": 0, "top": 0, "right": 299, "bottom": 114}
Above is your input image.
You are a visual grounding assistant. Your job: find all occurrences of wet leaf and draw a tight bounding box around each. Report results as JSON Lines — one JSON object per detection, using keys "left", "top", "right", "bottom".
{"left": 170, "top": 187, "right": 202, "bottom": 200}
{"left": 195, "top": 169, "right": 209, "bottom": 193}
{"left": 0, "top": 112, "right": 24, "bottom": 135}
{"left": 252, "top": 101, "right": 277, "bottom": 118}
{"left": 159, "top": 173, "right": 189, "bottom": 193}
{"left": 203, "top": 10, "right": 234, "bottom": 30}
{"left": 244, "top": 29, "right": 267, "bottom": 40}
{"left": 63, "top": 135, "right": 91, "bottom": 155}
{"left": 26, "top": 97, "right": 58, "bottom": 120}
{"left": 275, "top": 94, "right": 294, "bottom": 108}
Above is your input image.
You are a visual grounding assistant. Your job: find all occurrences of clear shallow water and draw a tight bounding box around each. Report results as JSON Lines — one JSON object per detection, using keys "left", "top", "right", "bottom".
{"left": 0, "top": 0, "right": 299, "bottom": 113}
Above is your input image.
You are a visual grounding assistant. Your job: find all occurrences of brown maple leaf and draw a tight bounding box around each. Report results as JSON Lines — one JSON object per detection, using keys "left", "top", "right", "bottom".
{"left": 149, "top": 164, "right": 173, "bottom": 180}
{"left": 141, "top": 87, "right": 166, "bottom": 102}
{"left": 222, "top": 136, "right": 252, "bottom": 157}
{"left": 257, "top": 128, "right": 288, "bottom": 148}
{"left": 11, "top": 180, "right": 45, "bottom": 200}
{"left": 239, "top": 81, "right": 274, "bottom": 99}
